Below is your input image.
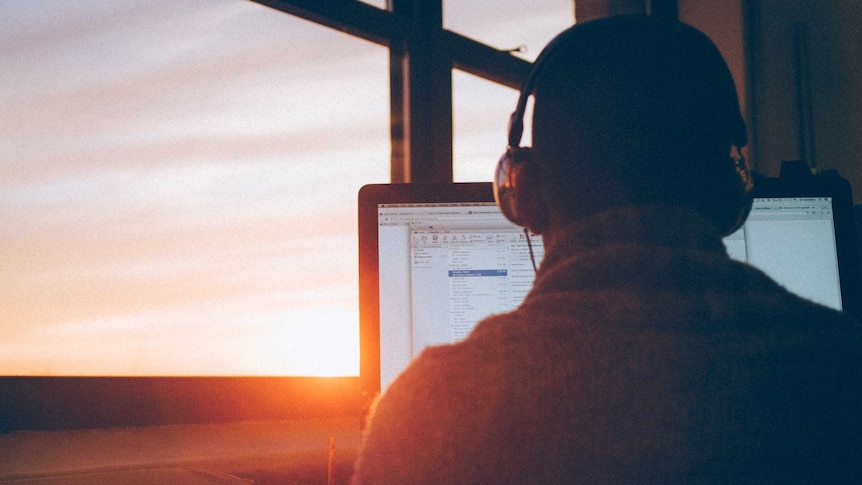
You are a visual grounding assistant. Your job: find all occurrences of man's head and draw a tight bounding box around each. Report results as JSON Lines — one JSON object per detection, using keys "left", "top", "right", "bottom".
{"left": 494, "top": 15, "right": 751, "bottom": 236}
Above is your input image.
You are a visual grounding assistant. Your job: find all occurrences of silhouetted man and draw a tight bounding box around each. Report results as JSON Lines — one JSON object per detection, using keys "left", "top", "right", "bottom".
{"left": 352, "top": 15, "right": 862, "bottom": 484}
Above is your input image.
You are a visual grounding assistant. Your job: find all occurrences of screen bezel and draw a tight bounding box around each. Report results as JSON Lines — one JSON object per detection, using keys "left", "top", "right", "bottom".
{"left": 358, "top": 182, "right": 495, "bottom": 404}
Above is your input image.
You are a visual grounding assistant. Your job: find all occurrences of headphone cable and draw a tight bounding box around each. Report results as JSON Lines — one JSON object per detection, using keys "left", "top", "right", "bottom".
{"left": 524, "top": 228, "right": 538, "bottom": 275}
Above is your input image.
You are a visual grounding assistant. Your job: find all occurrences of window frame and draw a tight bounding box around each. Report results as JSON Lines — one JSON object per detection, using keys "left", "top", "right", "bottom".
{"left": 0, "top": 0, "right": 531, "bottom": 432}
{"left": 254, "top": 0, "right": 530, "bottom": 182}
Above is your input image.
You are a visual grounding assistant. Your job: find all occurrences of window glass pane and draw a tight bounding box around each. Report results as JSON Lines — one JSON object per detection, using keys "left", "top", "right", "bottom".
{"left": 449, "top": 1, "right": 572, "bottom": 182}
{"left": 444, "top": 0, "right": 575, "bottom": 61}
{"left": 0, "top": 0, "right": 389, "bottom": 377}
{"left": 452, "top": 70, "right": 521, "bottom": 182}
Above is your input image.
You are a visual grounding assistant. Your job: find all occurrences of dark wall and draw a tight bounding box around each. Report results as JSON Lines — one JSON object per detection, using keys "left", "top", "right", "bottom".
{"left": 682, "top": 0, "right": 862, "bottom": 204}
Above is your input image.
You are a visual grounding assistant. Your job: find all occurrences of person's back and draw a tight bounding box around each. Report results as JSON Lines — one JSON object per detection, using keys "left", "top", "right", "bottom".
{"left": 351, "top": 15, "right": 862, "bottom": 484}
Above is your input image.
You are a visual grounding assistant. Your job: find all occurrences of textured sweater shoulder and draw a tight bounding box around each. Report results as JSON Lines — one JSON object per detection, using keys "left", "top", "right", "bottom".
{"left": 352, "top": 206, "right": 862, "bottom": 484}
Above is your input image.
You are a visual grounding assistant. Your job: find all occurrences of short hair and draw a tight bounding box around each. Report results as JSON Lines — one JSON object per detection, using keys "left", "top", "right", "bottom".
{"left": 530, "top": 16, "right": 748, "bottom": 225}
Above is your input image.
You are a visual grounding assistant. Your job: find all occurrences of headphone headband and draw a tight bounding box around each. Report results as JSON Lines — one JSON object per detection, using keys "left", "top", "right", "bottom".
{"left": 507, "top": 24, "right": 584, "bottom": 149}
{"left": 506, "top": 15, "right": 748, "bottom": 151}
{"left": 495, "top": 15, "right": 752, "bottom": 236}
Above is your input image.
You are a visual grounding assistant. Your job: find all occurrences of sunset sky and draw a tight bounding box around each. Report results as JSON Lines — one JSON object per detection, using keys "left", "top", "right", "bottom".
{"left": 0, "top": 0, "right": 573, "bottom": 376}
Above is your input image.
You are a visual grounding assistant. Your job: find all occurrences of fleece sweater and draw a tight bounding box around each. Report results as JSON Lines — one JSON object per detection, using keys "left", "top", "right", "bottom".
{"left": 352, "top": 205, "right": 862, "bottom": 484}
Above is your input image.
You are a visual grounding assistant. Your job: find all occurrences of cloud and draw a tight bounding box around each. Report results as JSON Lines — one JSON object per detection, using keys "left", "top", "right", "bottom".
{"left": 0, "top": 1, "right": 389, "bottom": 376}
{"left": 0, "top": 0, "right": 576, "bottom": 376}
{"left": 0, "top": 290, "right": 360, "bottom": 376}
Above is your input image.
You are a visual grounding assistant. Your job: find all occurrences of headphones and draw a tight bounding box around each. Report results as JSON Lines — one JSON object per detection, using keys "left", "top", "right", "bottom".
{"left": 493, "top": 16, "right": 753, "bottom": 237}
{"left": 493, "top": 23, "right": 573, "bottom": 230}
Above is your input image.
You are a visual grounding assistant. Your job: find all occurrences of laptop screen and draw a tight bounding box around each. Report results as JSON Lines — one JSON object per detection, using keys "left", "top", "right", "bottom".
{"left": 375, "top": 201, "right": 543, "bottom": 391}
{"left": 725, "top": 196, "right": 843, "bottom": 310}
{"left": 359, "top": 182, "right": 859, "bottom": 395}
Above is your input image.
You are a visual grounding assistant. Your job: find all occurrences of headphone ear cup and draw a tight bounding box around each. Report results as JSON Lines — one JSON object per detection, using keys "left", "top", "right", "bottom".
{"left": 709, "top": 155, "right": 754, "bottom": 236}
{"left": 494, "top": 147, "right": 532, "bottom": 227}
{"left": 726, "top": 156, "right": 754, "bottom": 235}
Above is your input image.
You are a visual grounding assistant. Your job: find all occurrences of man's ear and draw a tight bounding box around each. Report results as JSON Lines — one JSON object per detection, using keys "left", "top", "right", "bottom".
{"left": 512, "top": 161, "right": 550, "bottom": 235}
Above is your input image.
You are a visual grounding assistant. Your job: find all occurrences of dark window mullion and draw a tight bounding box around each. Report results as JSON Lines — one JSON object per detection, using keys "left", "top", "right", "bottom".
{"left": 447, "top": 31, "right": 531, "bottom": 90}
{"left": 252, "top": 0, "right": 404, "bottom": 46}
{"left": 390, "top": 0, "right": 451, "bottom": 182}
{"left": 252, "top": 0, "right": 531, "bottom": 183}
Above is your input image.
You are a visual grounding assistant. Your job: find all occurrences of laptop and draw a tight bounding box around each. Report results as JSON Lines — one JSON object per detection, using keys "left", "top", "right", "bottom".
{"left": 358, "top": 177, "right": 860, "bottom": 397}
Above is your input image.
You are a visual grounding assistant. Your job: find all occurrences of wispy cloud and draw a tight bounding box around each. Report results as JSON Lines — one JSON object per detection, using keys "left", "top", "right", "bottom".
{"left": 0, "top": 0, "right": 388, "bottom": 376}
{"left": 0, "top": 0, "right": 573, "bottom": 376}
